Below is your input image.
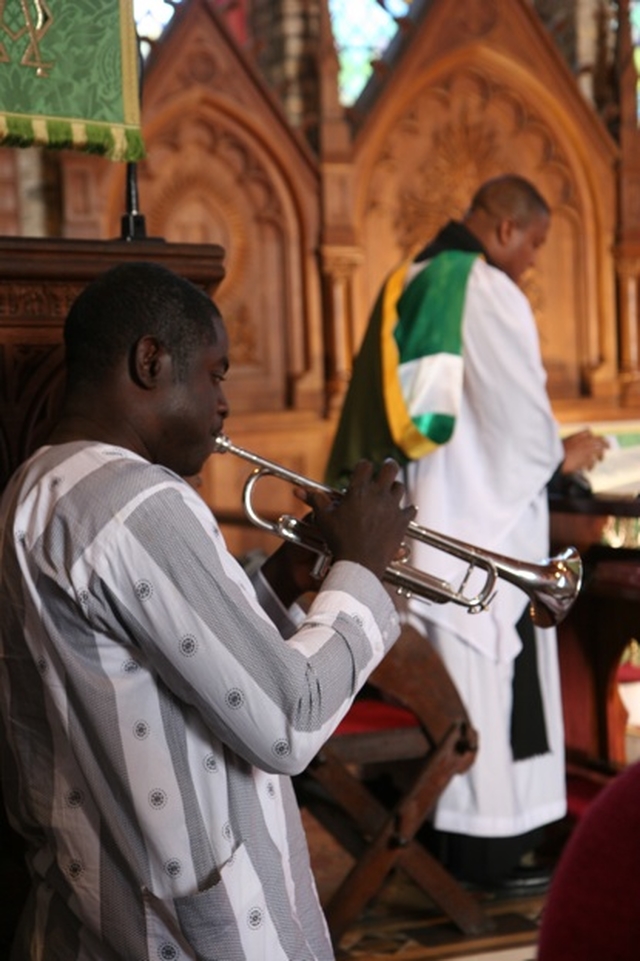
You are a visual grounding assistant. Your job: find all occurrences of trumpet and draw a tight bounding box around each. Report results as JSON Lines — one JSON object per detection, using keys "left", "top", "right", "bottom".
{"left": 214, "top": 434, "right": 583, "bottom": 627}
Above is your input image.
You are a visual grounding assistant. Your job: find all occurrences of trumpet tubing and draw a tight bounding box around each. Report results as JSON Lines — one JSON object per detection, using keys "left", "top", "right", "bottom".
{"left": 213, "top": 434, "right": 583, "bottom": 627}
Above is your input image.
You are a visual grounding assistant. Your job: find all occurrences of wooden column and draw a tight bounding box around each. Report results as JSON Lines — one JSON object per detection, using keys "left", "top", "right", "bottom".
{"left": 316, "top": 0, "right": 360, "bottom": 416}
{"left": 320, "top": 245, "right": 363, "bottom": 414}
{"left": 616, "top": 0, "right": 640, "bottom": 401}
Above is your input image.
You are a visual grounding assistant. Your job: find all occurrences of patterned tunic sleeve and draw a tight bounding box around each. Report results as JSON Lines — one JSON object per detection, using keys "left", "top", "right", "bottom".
{"left": 26, "top": 448, "right": 400, "bottom": 775}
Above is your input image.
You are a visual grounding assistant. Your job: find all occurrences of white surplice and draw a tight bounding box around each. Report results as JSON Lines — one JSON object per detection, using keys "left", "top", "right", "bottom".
{"left": 403, "top": 256, "right": 567, "bottom": 838}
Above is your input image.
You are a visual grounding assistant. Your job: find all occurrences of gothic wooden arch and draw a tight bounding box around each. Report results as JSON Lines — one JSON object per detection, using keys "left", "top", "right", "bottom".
{"left": 100, "top": 89, "right": 322, "bottom": 417}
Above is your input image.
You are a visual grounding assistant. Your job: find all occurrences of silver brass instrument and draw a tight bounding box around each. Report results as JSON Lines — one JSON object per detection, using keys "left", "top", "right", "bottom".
{"left": 214, "top": 434, "right": 583, "bottom": 627}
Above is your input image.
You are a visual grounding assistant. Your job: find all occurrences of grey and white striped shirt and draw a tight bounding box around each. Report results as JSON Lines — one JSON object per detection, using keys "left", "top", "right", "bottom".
{"left": 0, "top": 442, "right": 399, "bottom": 961}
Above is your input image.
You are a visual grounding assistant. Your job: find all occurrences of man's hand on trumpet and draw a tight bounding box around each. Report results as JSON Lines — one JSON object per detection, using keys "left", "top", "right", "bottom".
{"left": 261, "top": 458, "right": 416, "bottom": 606}
{"left": 306, "top": 458, "right": 416, "bottom": 579}
{"left": 261, "top": 537, "right": 327, "bottom": 608}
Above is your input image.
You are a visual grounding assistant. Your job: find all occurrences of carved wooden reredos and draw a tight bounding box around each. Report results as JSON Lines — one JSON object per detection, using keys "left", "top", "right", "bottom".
{"left": 1, "top": 0, "right": 636, "bottom": 553}
{"left": 349, "top": 1, "right": 618, "bottom": 413}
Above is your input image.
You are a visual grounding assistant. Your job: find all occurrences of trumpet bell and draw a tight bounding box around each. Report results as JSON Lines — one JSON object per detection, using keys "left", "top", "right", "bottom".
{"left": 521, "top": 546, "right": 583, "bottom": 628}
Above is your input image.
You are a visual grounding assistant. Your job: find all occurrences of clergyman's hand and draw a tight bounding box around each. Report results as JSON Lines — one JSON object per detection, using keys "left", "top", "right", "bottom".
{"left": 561, "top": 430, "right": 609, "bottom": 474}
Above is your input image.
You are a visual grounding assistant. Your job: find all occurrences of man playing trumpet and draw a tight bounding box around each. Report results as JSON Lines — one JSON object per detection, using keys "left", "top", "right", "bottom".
{"left": 0, "top": 261, "right": 415, "bottom": 960}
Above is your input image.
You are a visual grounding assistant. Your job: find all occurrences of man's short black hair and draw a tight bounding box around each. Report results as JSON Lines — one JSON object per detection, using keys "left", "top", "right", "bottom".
{"left": 64, "top": 262, "right": 222, "bottom": 388}
{"left": 469, "top": 175, "right": 550, "bottom": 227}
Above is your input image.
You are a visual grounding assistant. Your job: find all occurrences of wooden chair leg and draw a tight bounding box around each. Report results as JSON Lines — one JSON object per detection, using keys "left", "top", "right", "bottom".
{"left": 310, "top": 722, "right": 491, "bottom": 941}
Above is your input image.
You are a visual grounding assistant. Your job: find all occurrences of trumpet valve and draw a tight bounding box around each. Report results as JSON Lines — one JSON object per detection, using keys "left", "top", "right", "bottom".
{"left": 394, "top": 541, "right": 411, "bottom": 563}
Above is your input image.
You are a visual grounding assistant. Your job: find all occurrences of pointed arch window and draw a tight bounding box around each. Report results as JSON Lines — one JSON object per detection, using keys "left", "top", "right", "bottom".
{"left": 133, "top": 0, "right": 185, "bottom": 57}
{"left": 329, "top": 0, "right": 410, "bottom": 105}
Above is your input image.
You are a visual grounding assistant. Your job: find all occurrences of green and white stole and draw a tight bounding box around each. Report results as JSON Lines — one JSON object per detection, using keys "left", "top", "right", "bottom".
{"left": 382, "top": 249, "right": 479, "bottom": 460}
{"left": 324, "top": 249, "right": 479, "bottom": 488}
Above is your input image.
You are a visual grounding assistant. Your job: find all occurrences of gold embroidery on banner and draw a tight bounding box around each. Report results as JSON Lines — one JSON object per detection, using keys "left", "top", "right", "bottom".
{"left": 0, "top": 0, "right": 54, "bottom": 76}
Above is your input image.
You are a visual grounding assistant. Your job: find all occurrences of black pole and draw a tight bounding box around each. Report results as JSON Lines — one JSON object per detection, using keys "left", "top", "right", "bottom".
{"left": 121, "top": 161, "right": 147, "bottom": 240}
{"left": 121, "top": 27, "right": 147, "bottom": 241}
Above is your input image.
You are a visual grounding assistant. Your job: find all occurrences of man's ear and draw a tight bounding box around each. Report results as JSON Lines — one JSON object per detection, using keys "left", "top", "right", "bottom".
{"left": 130, "top": 335, "right": 170, "bottom": 388}
{"left": 496, "top": 216, "right": 516, "bottom": 247}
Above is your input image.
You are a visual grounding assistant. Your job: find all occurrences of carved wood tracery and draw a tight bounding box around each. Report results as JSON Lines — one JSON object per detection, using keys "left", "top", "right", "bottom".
{"left": 135, "top": 111, "right": 289, "bottom": 406}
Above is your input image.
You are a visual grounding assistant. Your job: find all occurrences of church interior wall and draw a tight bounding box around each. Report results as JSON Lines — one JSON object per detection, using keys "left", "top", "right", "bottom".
{"left": 2, "top": 0, "right": 640, "bottom": 557}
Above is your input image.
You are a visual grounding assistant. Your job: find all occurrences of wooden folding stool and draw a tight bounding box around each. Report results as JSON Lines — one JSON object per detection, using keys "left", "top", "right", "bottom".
{"left": 297, "top": 624, "right": 492, "bottom": 944}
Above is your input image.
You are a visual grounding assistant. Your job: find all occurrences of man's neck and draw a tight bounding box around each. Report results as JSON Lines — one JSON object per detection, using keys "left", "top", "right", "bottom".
{"left": 48, "top": 405, "right": 149, "bottom": 461}
{"left": 414, "top": 220, "right": 487, "bottom": 263}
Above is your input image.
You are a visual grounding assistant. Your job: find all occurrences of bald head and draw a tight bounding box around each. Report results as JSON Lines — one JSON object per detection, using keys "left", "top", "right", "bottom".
{"left": 463, "top": 175, "right": 551, "bottom": 282}
{"left": 468, "top": 175, "right": 550, "bottom": 226}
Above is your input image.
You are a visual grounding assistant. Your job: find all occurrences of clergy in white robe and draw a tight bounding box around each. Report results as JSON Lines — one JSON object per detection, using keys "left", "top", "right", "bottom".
{"left": 326, "top": 175, "right": 607, "bottom": 885}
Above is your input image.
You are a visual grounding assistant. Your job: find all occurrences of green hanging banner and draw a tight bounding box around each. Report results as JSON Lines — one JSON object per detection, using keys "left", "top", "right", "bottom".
{"left": 0, "top": 0, "right": 145, "bottom": 162}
